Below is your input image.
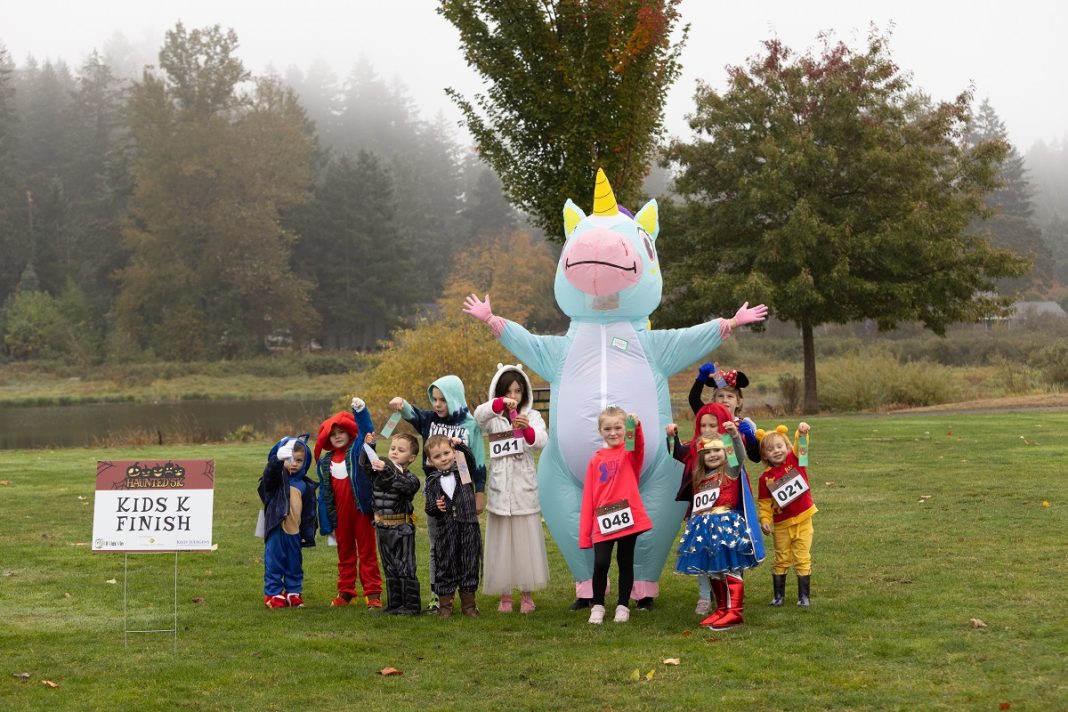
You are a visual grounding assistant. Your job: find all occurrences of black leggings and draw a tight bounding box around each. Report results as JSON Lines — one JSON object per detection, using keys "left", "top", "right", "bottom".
{"left": 592, "top": 533, "right": 638, "bottom": 607}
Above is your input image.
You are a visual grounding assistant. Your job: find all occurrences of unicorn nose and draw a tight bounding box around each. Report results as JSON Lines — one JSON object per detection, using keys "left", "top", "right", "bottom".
{"left": 562, "top": 228, "right": 641, "bottom": 296}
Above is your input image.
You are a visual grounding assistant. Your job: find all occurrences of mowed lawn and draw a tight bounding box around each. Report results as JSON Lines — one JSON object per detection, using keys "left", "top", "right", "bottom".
{"left": 1, "top": 412, "right": 1065, "bottom": 711}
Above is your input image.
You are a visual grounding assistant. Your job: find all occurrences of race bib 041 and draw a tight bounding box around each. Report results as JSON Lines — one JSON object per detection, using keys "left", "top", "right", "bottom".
{"left": 489, "top": 430, "right": 523, "bottom": 459}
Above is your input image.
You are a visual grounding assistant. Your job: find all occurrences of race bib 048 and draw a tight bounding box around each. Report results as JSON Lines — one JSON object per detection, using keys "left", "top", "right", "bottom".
{"left": 595, "top": 500, "right": 634, "bottom": 536}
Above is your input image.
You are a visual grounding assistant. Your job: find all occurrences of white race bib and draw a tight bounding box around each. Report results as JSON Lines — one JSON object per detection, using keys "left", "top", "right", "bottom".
{"left": 770, "top": 469, "right": 810, "bottom": 507}
{"left": 596, "top": 500, "right": 635, "bottom": 536}
{"left": 489, "top": 431, "right": 524, "bottom": 459}
{"left": 692, "top": 485, "right": 721, "bottom": 515}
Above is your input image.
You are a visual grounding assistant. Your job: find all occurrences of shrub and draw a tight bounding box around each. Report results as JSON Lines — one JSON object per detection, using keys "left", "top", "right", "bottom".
{"left": 778, "top": 373, "right": 802, "bottom": 414}
{"left": 817, "top": 350, "right": 955, "bottom": 411}
{"left": 1029, "top": 343, "right": 1068, "bottom": 387}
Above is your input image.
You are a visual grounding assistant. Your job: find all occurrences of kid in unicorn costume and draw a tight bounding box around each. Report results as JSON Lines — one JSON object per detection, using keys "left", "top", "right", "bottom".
{"left": 464, "top": 169, "right": 767, "bottom": 610}
{"left": 258, "top": 434, "right": 318, "bottom": 608}
{"left": 315, "top": 398, "right": 381, "bottom": 607}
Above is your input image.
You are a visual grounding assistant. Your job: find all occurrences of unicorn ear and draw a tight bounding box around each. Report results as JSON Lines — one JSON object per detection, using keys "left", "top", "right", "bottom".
{"left": 563, "top": 199, "right": 585, "bottom": 239}
{"left": 634, "top": 199, "right": 659, "bottom": 241}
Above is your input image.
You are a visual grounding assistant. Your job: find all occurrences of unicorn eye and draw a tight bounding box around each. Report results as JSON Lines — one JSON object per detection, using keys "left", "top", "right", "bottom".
{"left": 639, "top": 228, "right": 656, "bottom": 261}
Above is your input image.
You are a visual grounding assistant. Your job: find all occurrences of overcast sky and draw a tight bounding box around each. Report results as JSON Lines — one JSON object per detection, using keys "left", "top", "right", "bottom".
{"left": 2, "top": 0, "right": 1065, "bottom": 150}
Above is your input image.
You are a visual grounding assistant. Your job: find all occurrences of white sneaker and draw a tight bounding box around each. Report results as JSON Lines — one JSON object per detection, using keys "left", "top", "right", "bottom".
{"left": 613, "top": 604, "right": 630, "bottom": 623}
{"left": 695, "top": 598, "right": 712, "bottom": 615}
{"left": 587, "top": 604, "right": 606, "bottom": 624}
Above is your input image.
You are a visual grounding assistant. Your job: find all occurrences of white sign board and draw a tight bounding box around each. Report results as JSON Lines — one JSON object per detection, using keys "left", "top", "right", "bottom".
{"left": 93, "top": 460, "right": 215, "bottom": 552}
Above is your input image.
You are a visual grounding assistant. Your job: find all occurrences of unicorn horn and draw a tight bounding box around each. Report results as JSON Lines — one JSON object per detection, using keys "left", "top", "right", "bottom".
{"left": 592, "top": 168, "right": 620, "bottom": 217}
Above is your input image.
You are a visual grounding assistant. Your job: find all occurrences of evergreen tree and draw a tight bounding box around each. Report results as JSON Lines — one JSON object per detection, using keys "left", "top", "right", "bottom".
{"left": 300, "top": 151, "right": 408, "bottom": 349}
{"left": 0, "top": 43, "right": 23, "bottom": 303}
{"left": 117, "top": 24, "right": 317, "bottom": 359}
{"left": 966, "top": 99, "right": 1050, "bottom": 291}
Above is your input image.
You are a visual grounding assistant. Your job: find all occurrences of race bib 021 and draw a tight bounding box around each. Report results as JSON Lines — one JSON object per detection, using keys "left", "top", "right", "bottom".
{"left": 770, "top": 468, "right": 810, "bottom": 508}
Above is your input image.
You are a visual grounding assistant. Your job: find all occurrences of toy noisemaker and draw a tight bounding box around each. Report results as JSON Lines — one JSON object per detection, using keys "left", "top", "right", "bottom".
{"left": 721, "top": 432, "right": 739, "bottom": 467}
{"left": 506, "top": 408, "right": 523, "bottom": 439}
{"left": 711, "top": 363, "right": 727, "bottom": 389}
{"left": 624, "top": 416, "right": 637, "bottom": 451}
{"left": 380, "top": 411, "right": 402, "bottom": 438}
{"left": 797, "top": 433, "right": 809, "bottom": 467}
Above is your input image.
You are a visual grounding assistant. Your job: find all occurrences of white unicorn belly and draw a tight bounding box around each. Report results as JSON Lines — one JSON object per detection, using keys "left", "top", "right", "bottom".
{"left": 555, "top": 321, "right": 660, "bottom": 481}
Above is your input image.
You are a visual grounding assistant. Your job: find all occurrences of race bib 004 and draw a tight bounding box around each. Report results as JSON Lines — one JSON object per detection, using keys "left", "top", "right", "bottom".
{"left": 692, "top": 478, "right": 721, "bottom": 514}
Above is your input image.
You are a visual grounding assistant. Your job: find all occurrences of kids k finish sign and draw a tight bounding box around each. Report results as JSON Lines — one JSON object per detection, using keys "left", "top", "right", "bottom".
{"left": 92, "top": 460, "right": 215, "bottom": 552}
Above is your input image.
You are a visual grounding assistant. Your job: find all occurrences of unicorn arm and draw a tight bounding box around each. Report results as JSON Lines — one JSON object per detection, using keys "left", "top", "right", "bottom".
{"left": 646, "top": 319, "right": 726, "bottom": 377}
{"left": 499, "top": 320, "right": 569, "bottom": 381}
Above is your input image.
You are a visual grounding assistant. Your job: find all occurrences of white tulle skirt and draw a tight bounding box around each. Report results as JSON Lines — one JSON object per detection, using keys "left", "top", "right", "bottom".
{"left": 481, "top": 511, "right": 550, "bottom": 594}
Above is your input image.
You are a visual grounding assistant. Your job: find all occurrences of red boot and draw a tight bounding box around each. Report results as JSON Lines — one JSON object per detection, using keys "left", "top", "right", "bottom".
{"left": 698, "top": 576, "right": 727, "bottom": 627}
{"left": 705, "top": 574, "right": 744, "bottom": 630}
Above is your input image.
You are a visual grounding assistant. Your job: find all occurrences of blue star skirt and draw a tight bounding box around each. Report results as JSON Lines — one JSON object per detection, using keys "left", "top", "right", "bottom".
{"left": 675, "top": 510, "right": 759, "bottom": 576}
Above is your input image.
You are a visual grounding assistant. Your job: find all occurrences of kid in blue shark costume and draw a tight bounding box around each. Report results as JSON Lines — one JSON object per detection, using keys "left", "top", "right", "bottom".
{"left": 258, "top": 434, "right": 318, "bottom": 608}
{"left": 388, "top": 375, "right": 487, "bottom": 611}
{"left": 464, "top": 169, "right": 767, "bottom": 610}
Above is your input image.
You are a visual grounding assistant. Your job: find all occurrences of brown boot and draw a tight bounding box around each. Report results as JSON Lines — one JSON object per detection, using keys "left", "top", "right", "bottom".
{"left": 437, "top": 594, "right": 454, "bottom": 618}
{"left": 459, "top": 590, "right": 479, "bottom": 618}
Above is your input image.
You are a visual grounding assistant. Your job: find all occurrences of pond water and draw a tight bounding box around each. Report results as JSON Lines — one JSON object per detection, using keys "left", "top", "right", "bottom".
{"left": 0, "top": 398, "right": 334, "bottom": 450}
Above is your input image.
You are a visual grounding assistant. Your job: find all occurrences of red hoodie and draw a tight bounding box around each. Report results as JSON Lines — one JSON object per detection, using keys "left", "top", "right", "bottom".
{"left": 579, "top": 422, "right": 652, "bottom": 548}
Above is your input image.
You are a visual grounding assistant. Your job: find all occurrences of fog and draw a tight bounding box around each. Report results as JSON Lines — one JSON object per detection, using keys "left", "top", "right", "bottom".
{"left": 2, "top": 0, "right": 1066, "bottom": 149}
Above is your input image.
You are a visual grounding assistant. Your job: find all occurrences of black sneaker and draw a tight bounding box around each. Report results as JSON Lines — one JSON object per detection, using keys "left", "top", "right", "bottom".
{"left": 636, "top": 597, "right": 655, "bottom": 611}
{"left": 568, "top": 597, "right": 592, "bottom": 611}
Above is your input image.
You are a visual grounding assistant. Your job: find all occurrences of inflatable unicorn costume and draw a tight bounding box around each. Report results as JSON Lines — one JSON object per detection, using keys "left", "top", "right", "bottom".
{"left": 464, "top": 170, "right": 766, "bottom": 606}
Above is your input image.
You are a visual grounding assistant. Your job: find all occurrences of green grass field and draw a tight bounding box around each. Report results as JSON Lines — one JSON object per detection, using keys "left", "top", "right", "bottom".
{"left": 1, "top": 413, "right": 1065, "bottom": 711}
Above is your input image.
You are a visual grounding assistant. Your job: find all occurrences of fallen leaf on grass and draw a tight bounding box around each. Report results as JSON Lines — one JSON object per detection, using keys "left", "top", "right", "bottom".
{"left": 999, "top": 703, "right": 1011, "bottom": 710}
{"left": 77, "top": 496, "right": 87, "bottom": 501}
{"left": 662, "top": 658, "right": 680, "bottom": 666}
{"left": 191, "top": 596, "right": 205, "bottom": 604}
{"left": 1019, "top": 436, "right": 1031, "bottom": 445}
{"left": 42, "top": 680, "right": 59, "bottom": 688}
{"left": 105, "top": 578, "right": 117, "bottom": 584}
{"left": 69, "top": 542, "right": 89, "bottom": 547}
{"left": 1042, "top": 501, "right": 1050, "bottom": 508}
{"left": 2, "top": 570, "right": 15, "bottom": 577}
{"left": 378, "top": 667, "right": 402, "bottom": 676}
{"left": 970, "top": 618, "right": 987, "bottom": 629}
{"left": 824, "top": 481, "right": 836, "bottom": 487}
{"left": 629, "top": 669, "right": 640, "bottom": 682}
{"left": 250, "top": 651, "right": 261, "bottom": 658}
{"left": 643, "top": 669, "right": 655, "bottom": 682}
{"left": 13, "top": 672, "right": 30, "bottom": 680}
{"left": 0, "top": 480, "right": 11, "bottom": 485}
{"left": 680, "top": 629, "right": 692, "bottom": 637}
{"left": 63, "top": 592, "right": 71, "bottom": 599}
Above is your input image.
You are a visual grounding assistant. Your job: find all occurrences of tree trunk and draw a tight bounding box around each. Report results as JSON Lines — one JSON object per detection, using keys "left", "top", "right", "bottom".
{"left": 802, "top": 320, "right": 818, "bottom": 414}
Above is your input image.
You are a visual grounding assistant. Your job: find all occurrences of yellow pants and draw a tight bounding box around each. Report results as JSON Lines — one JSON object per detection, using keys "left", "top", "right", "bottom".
{"left": 771, "top": 517, "right": 813, "bottom": 576}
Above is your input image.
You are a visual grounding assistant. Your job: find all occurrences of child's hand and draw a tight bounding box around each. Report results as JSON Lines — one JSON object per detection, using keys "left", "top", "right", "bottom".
{"left": 798, "top": 421, "right": 811, "bottom": 435}
{"left": 722, "top": 420, "right": 738, "bottom": 436}
{"left": 436, "top": 496, "right": 447, "bottom": 512}
{"left": 475, "top": 492, "right": 485, "bottom": 514}
{"left": 665, "top": 423, "right": 678, "bottom": 438}
{"left": 371, "top": 459, "right": 386, "bottom": 471}
{"left": 512, "top": 412, "right": 529, "bottom": 429}
{"left": 388, "top": 397, "right": 404, "bottom": 412}
{"left": 350, "top": 396, "right": 366, "bottom": 412}
{"left": 502, "top": 397, "right": 518, "bottom": 411}
{"left": 761, "top": 522, "right": 772, "bottom": 535}
{"left": 364, "top": 432, "right": 377, "bottom": 445}
{"left": 276, "top": 440, "right": 294, "bottom": 462}
{"left": 450, "top": 436, "right": 463, "bottom": 446}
